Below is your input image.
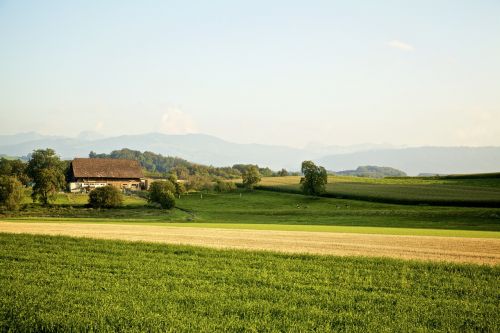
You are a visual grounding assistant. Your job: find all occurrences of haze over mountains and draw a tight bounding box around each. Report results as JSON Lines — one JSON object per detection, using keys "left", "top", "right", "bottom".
{"left": 1, "top": 132, "right": 499, "bottom": 176}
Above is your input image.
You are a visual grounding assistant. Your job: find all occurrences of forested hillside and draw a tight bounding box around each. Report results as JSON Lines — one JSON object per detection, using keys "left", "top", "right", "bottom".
{"left": 89, "top": 149, "right": 278, "bottom": 179}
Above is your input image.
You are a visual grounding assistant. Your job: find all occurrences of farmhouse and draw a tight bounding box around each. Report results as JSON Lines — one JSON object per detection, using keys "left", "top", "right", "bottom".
{"left": 69, "top": 158, "right": 145, "bottom": 192}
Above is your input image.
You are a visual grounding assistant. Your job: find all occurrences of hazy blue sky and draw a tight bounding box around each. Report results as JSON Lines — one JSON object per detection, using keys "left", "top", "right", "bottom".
{"left": 0, "top": 0, "right": 499, "bottom": 147}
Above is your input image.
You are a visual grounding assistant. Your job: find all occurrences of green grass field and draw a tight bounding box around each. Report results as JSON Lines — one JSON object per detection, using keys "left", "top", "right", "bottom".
{"left": 3, "top": 190, "right": 500, "bottom": 235}
{"left": 0, "top": 233, "right": 498, "bottom": 332}
{"left": 20, "top": 191, "right": 147, "bottom": 206}
{"left": 257, "top": 175, "right": 500, "bottom": 207}
{"left": 176, "top": 191, "right": 500, "bottom": 232}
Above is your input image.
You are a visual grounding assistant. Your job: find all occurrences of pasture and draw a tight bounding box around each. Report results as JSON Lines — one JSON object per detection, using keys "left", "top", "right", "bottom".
{"left": 0, "top": 233, "right": 499, "bottom": 332}
{"left": 257, "top": 175, "right": 500, "bottom": 207}
{"left": 3, "top": 189, "right": 500, "bottom": 234}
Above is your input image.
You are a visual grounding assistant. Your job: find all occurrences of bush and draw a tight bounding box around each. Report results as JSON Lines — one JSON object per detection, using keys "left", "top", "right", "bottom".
{"left": 185, "top": 175, "right": 213, "bottom": 191}
{"left": 148, "top": 181, "right": 176, "bottom": 209}
{"left": 88, "top": 185, "right": 123, "bottom": 208}
{"left": 158, "top": 190, "right": 176, "bottom": 209}
{"left": 0, "top": 176, "right": 24, "bottom": 210}
{"left": 166, "top": 174, "right": 186, "bottom": 196}
{"left": 175, "top": 182, "right": 186, "bottom": 195}
{"left": 148, "top": 180, "right": 175, "bottom": 200}
{"left": 214, "top": 180, "right": 237, "bottom": 192}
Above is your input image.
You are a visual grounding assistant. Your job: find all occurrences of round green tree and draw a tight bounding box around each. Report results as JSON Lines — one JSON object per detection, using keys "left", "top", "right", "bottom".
{"left": 242, "top": 166, "right": 261, "bottom": 189}
{"left": 26, "top": 149, "right": 66, "bottom": 205}
{"left": 300, "top": 161, "right": 328, "bottom": 196}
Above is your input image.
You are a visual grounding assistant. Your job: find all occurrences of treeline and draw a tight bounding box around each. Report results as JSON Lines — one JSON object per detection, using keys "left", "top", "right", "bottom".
{"left": 0, "top": 158, "right": 31, "bottom": 185}
{"left": 415, "top": 172, "right": 500, "bottom": 180}
{"left": 89, "top": 148, "right": 296, "bottom": 179}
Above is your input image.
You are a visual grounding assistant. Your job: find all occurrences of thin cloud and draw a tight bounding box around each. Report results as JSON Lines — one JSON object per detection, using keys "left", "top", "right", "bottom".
{"left": 95, "top": 121, "right": 104, "bottom": 131}
{"left": 159, "top": 107, "right": 198, "bottom": 134}
{"left": 387, "top": 40, "right": 415, "bottom": 51}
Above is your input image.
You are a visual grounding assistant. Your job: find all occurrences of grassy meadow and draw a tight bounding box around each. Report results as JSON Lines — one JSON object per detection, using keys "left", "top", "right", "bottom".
{"left": 3, "top": 187, "right": 500, "bottom": 235}
{"left": 0, "top": 233, "right": 498, "bottom": 332}
{"left": 256, "top": 175, "right": 500, "bottom": 207}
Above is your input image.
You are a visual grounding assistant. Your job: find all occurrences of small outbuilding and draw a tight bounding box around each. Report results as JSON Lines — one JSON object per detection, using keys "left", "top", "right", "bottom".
{"left": 68, "top": 158, "right": 144, "bottom": 192}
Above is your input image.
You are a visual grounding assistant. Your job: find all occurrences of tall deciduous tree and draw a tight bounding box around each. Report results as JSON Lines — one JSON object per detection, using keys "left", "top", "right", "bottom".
{"left": 300, "top": 161, "right": 327, "bottom": 196}
{"left": 277, "top": 168, "right": 289, "bottom": 177}
{"left": 242, "top": 166, "right": 261, "bottom": 189}
{"left": 26, "top": 149, "right": 66, "bottom": 205}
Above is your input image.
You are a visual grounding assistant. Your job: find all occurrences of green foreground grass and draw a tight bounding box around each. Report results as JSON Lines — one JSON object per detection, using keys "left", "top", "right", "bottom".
{"left": 0, "top": 233, "right": 498, "bottom": 332}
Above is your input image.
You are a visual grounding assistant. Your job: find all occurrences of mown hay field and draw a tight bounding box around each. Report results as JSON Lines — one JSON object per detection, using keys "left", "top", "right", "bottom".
{"left": 2, "top": 222, "right": 499, "bottom": 264}
{"left": 0, "top": 233, "right": 499, "bottom": 332}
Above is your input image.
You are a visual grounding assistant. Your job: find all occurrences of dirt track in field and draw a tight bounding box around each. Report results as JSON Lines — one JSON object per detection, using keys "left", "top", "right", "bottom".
{"left": 1, "top": 222, "right": 499, "bottom": 265}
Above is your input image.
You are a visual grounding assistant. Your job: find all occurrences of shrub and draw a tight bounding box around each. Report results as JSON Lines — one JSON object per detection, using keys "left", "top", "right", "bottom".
{"left": 167, "top": 174, "right": 186, "bottom": 196}
{"left": 214, "top": 180, "right": 237, "bottom": 192}
{"left": 158, "top": 190, "right": 176, "bottom": 209}
{"left": 148, "top": 181, "right": 176, "bottom": 209}
{"left": 185, "top": 175, "right": 213, "bottom": 191}
{"left": 0, "top": 176, "right": 24, "bottom": 210}
{"left": 88, "top": 185, "right": 123, "bottom": 208}
{"left": 175, "top": 182, "right": 186, "bottom": 196}
{"left": 148, "top": 180, "right": 175, "bottom": 200}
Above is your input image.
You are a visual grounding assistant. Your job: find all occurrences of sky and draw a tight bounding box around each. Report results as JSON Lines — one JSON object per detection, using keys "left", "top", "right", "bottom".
{"left": 0, "top": 0, "right": 499, "bottom": 148}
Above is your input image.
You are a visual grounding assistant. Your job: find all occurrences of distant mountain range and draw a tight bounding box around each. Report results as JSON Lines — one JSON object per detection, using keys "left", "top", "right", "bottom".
{"left": 0, "top": 132, "right": 499, "bottom": 175}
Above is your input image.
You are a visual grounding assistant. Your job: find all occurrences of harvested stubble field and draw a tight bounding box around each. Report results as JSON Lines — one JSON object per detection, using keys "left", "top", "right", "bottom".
{"left": 0, "top": 233, "right": 498, "bottom": 332}
{"left": 1, "top": 221, "right": 499, "bottom": 265}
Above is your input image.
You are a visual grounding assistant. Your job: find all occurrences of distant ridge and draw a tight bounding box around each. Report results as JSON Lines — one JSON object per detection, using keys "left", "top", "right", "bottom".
{"left": 319, "top": 146, "right": 500, "bottom": 176}
{"left": 0, "top": 132, "right": 499, "bottom": 175}
{"left": 335, "top": 166, "right": 407, "bottom": 178}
